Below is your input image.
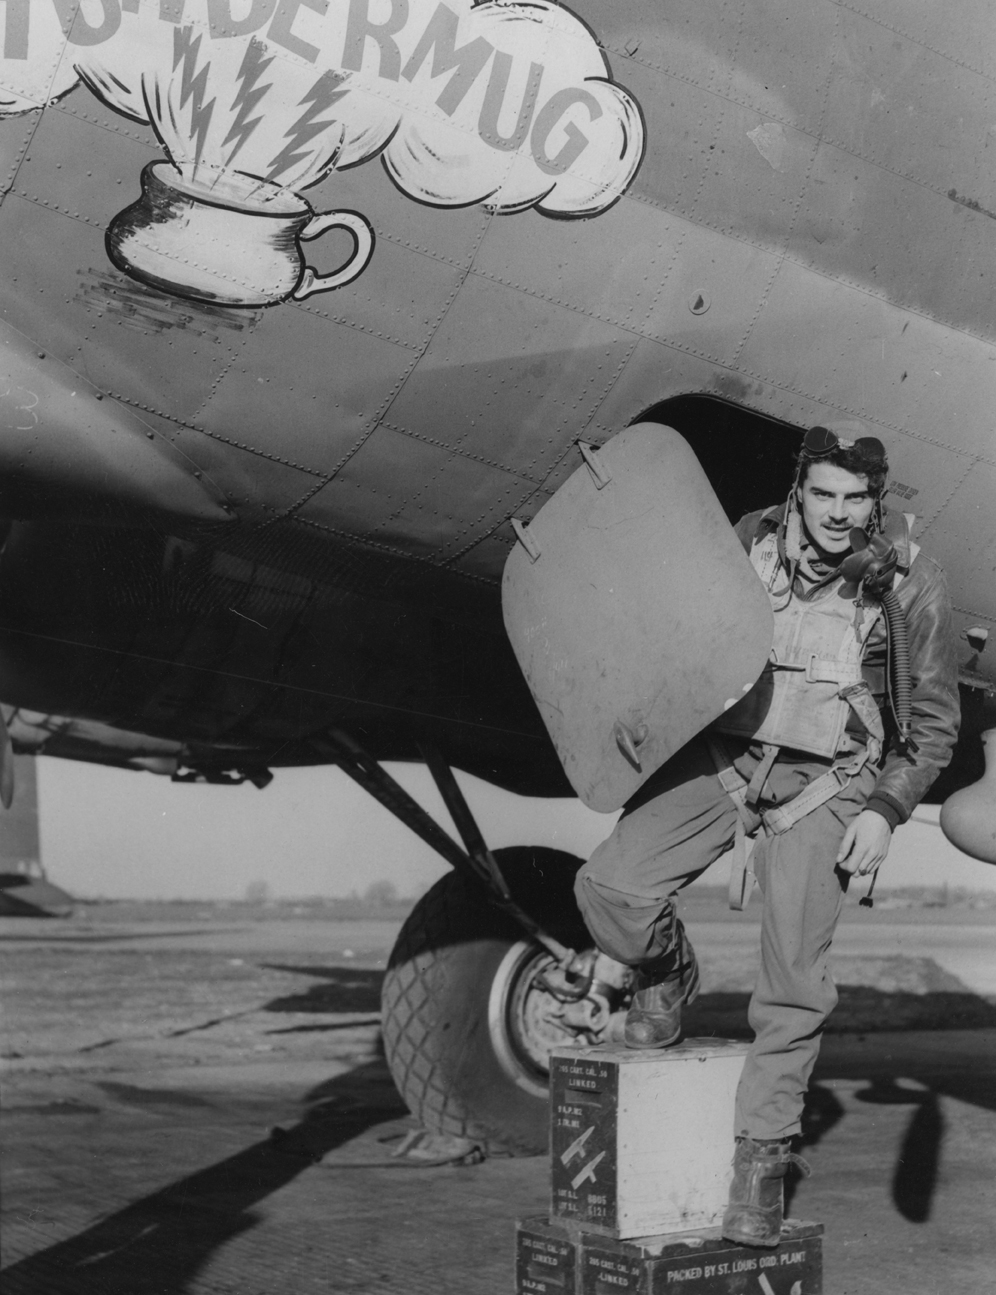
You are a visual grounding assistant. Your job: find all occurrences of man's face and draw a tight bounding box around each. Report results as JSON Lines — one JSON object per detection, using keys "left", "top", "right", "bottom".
{"left": 797, "top": 462, "right": 876, "bottom": 553}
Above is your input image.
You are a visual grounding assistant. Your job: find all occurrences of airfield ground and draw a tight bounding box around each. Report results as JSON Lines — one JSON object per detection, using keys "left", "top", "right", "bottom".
{"left": 1, "top": 895, "right": 993, "bottom": 1295}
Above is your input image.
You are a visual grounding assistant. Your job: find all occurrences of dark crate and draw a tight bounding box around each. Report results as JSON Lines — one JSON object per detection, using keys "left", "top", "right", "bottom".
{"left": 582, "top": 1221, "right": 822, "bottom": 1295}
{"left": 516, "top": 1218, "right": 580, "bottom": 1295}
{"left": 516, "top": 1218, "right": 822, "bottom": 1295}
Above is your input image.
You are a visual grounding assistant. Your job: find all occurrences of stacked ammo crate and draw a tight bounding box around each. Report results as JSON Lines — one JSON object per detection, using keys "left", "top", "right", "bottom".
{"left": 516, "top": 1040, "right": 822, "bottom": 1295}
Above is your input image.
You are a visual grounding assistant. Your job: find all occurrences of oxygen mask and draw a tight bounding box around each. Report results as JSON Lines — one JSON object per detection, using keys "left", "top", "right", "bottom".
{"left": 840, "top": 528, "right": 899, "bottom": 595}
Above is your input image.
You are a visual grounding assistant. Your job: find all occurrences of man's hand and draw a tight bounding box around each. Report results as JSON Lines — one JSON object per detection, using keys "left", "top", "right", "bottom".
{"left": 836, "top": 809, "right": 892, "bottom": 877}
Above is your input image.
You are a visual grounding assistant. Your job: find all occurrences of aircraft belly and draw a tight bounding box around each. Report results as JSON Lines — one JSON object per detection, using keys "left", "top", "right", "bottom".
{"left": 0, "top": 519, "right": 565, "bottom": 790}
{"left": 4, "top": 161, "right": 996, "bottom": 660}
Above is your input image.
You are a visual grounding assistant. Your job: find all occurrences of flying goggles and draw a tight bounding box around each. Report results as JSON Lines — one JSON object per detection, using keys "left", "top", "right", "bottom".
{"left": 801, "top": 425, "right": 886, "bottom": 460}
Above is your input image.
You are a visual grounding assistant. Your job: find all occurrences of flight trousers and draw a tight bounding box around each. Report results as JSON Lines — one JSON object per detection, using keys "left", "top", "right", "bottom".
{"left": 574, "top": 734, "right": 878, "bottom": 1142}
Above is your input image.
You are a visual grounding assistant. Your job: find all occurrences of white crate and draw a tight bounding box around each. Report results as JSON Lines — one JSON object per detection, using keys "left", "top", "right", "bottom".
{"left": 550, "top": 1040, "right": 749, "bottom": 1239}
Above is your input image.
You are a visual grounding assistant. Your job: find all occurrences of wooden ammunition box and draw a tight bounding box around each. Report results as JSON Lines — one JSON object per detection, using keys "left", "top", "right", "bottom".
{"left": 549, "top": 1041, "right": 749, "bottom": 1238}
{"left": 515, "top": 1217, "right": 823, "bottom": 1295}
{"left": 516, "top": 1217, "right": 579, "bottom": 1295}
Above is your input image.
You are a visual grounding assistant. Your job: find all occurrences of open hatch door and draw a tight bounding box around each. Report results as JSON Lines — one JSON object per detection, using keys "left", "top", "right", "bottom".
{"left": 502, "top": 423, "right": 774, "bottom": 812}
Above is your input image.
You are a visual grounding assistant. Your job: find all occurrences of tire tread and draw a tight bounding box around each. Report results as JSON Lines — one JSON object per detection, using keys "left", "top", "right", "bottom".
{"left": 381, "top": 848, "right": 584, "bottom": 1155}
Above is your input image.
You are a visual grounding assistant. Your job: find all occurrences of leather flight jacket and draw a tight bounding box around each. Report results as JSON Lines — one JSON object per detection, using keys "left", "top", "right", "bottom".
{"left": 723, "top": 503, "right": 960, "bottom": 830}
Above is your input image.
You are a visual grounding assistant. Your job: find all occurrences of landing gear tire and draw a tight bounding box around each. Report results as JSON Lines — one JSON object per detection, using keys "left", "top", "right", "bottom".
{"left": 381, "top": 846, "right": 592, "bottom": 1156}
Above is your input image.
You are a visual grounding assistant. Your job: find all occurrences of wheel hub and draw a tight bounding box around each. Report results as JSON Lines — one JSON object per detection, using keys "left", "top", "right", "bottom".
{"left": 488, "top": 942, "right": 620, "bottom": 1098}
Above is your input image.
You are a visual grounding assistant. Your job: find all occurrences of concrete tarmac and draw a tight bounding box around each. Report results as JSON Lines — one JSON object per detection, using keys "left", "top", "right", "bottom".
{"left": 1, "top": 903, "right": 993, "bottom": 1294}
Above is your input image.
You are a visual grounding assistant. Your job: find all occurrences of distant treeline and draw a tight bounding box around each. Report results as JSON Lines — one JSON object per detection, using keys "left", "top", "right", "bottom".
{"left": 75, "top": 881, "right": 996, "bottom": 917}
{"left": 681, "top": 884, "right": 996, "bottom": 909}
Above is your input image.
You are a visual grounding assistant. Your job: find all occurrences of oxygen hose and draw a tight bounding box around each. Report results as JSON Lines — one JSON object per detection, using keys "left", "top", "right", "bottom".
{"left": 880, "top": 586, "right": 913, "bottom": 747}
{"left": 841, "top": 528, "right": 917, "bottom": 757}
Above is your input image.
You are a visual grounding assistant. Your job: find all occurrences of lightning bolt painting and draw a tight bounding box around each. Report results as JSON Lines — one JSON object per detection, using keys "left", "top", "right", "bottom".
{"left": 222, "top": 37, "right": 274, "bottom": 170}
{"left": 266, "top": 69, "right": 349, "bottom": 191}
{"left": 171, "top": 23, "right": 215, "bottom": 178}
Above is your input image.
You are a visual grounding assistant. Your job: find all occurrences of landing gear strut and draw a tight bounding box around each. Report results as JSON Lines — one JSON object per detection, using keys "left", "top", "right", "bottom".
{"left": 323, "top": 731, "right": 627, "bottom": 1154}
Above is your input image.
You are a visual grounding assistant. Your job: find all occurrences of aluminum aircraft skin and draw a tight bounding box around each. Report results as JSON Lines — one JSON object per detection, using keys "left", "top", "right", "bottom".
{"left": 1, "top": 0, "right": 995, "bottom": 798}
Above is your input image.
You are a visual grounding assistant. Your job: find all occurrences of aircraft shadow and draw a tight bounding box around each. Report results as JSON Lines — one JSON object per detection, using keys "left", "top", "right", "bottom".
{"left": 852, "top": 1080, "right": 945, "bottom": 1224}
{"left": 257, "top": 969, "right": 993, "bottom": 1226}
{"left": 261, "top": 963, "right": 384, "bottom": 1014}
{"left": 0, "top": 1059, "right": 405, "bottom": 1295}
{"left": 689, "top": 988, "right": 996, "bottom": 1224}
{"left": 684, "top": 987, "right": 996, "bottom": 1040}
{"left": 783, "top": 1078, "right": 951, "bottom": 1224}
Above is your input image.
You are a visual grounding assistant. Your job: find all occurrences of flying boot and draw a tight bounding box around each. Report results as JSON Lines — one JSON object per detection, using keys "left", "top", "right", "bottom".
{"left": 623, "top": 916, "right": 700, "bottom": 1049}
{"left": 721, "top": 1137, "right": 811, "bottom": 1248}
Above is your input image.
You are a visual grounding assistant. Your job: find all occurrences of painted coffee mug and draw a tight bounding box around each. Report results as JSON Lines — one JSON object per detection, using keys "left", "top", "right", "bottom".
{"left": 106, "top": 162, "right": 374, "bottom": 307}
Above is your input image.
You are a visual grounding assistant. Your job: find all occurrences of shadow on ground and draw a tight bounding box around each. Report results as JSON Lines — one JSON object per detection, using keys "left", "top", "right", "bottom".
{"left": 260, "top": 966, "right": 995, "bottom": 1230}
{"left": 853, "top": 1079, "right": 945, "bottom": 1223}
{"left": 684, "top": 987, "right": 996, "bottom": 1039}
{"left": 262, "top": 964, "right": 383, "bottom": 1014}
{"left": 783, "top": 1076, "right": 954, "bottom": 1225}
{"left": 697, "top": 984, "right": 996, "bottom": 1227}
{"left": 0, "top": 1060, "right": 407, "bottom": 1295}
{"left": 262, "top": 965, "right": 996, "bottom": 1035}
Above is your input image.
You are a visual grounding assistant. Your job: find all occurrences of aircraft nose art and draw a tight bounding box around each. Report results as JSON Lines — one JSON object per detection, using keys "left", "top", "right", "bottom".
{"left": 502, "top": 424, "right": 774, "bottom": 812}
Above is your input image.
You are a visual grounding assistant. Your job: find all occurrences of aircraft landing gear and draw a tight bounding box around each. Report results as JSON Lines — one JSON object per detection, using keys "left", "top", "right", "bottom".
{"left": 322, "top": 731, "right": 627, "bottom": 1153}
{"left": 381, "top": 847, "right": 626, "bottom": 1156}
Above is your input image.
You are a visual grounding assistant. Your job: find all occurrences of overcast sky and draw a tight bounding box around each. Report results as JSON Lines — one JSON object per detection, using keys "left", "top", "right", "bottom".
{"left": 32, "top": 756, "right": 996, "bottom": 901}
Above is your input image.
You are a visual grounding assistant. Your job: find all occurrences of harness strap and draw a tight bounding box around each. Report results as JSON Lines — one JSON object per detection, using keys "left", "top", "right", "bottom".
{"left": 706, "top": 733, "right": 873, "bottom": 907}
{"left": 705, "top": 736, "right": 757, "bottom": 912}
{"left": 839, "top": 681, "right": 884, "bottom": 765}
{"left": 763, "top": 758, "right": 861, "bottom": 835}
{"left": 726, "top": 818, "right": 751, "bottom": 911}
{"left": 745, "top": 743, "right": 779, "bottom": 808}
